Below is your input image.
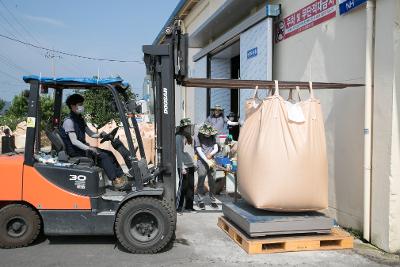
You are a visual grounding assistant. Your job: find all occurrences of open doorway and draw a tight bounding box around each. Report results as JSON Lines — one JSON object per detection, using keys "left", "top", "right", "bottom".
{"left": 208, "top": 41, "right": 240, "bottom": 135}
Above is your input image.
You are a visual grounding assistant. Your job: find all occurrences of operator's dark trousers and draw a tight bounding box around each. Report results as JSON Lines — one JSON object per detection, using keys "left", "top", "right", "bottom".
{"left": 76, "top": 148, "right": 124, "bottom": 181}
{"left": 96, "top": 148, "right": 124, "bottom": 181}
{"left": 177, "top": 167, "right": 195, "bottom": 210}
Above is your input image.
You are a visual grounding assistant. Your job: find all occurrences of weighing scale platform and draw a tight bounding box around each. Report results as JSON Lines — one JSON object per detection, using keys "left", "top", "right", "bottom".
{"left": 222, "top": 201, "right": 334, "bottom": 237}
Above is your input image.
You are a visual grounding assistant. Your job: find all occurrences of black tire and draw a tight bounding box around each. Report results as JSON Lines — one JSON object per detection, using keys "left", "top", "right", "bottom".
{"left": 0, "top": 204, "right": 41, "bottom": 249}
{"left": 115, "top": 197, "right": 175, "bottom": 254}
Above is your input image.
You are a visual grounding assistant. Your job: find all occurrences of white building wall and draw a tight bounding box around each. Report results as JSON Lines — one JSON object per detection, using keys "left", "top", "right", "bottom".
{"left": 192, "top": 56, "right": 208, "bottom": 124}
{"left": 371, "top": 0, "right": 400, "bottom": 253}
{"left": 271, "top": 0, "right": 366, "bottom": 231}
{"left": 184, "top": 0, "right": 227, "bottom": 126}
{"left": 185, "top": 0, "right": 227, "bottom": 40}
{"left": 240, "top": 18, "right": 272, "bottom": 118}
{"left": 184, "top": 48, "right": 202, "bottom": 123}
{"left": 391, "top": 12, "right": 400, "bottom": 250}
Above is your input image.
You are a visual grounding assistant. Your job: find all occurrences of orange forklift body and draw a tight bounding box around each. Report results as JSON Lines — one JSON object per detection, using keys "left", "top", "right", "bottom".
{"left": 22, "top": 166, "right": 91, "bottom": 210}
{"left": 0, "top": 154, "right": 91, "bottom": 210}
{"left": 0, "top": 155, "right": 23, "bottom": 200}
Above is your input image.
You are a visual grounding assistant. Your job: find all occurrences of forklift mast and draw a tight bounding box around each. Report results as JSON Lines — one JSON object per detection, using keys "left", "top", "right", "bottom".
{"left": 143, "top": 22, "right": 188, "bottom": 208}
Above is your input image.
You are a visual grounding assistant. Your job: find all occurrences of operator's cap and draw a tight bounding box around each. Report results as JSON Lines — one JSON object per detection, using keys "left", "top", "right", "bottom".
{"left": 198, "top": 123, "right": 218, "bottom": 136}
{"left": 211, "top": 104, "right": 224, "bottom": 111}
{"left": 179, "top": 118, "right": 192, "bottom": 127}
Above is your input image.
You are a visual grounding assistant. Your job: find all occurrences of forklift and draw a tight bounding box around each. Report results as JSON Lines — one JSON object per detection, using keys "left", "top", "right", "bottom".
{"left": 0, "top": 74, "right": 178, "bottom": 253}
{"left": 0, "top": 18, "right": 194, "bottom": 254}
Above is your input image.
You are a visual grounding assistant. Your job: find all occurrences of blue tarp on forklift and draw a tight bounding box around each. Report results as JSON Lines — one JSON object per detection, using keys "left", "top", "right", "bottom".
{"left": 23, "top": 75, "right": 126, "bottom": 86}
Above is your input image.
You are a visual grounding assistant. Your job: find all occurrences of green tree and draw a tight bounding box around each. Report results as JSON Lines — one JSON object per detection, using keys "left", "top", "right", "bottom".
{"left": 0, "top": 114, "right": 19, "bottom": 131}
{"left": 6, "top": 90, "right": 29, "bottom": 118}
{"left": 0, "top": 99, "right": 5, "bottom": 112}
{"left": 81, "top": 87, "right": 134, "bottom": 129}
{"left": 81, "top": 89, "right": 119, "bottom": 129}
{"left": 0, "top": 91, "right": 29, "bottom": 130}
{"left": 0, "top": 90, "right": 67, "bottom": 131}
{"left": 39, "top": 94, "right": 64, "bottom": 129}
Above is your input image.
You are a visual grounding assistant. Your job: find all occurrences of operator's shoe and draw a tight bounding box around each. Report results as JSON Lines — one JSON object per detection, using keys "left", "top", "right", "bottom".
{"left": 185, "top": 208, "right": 197, "bottom": 214}
{"left": 176, "top": 208, "right": 184, "bottom": 215}
{"left": 198, "top": 202, "right": 205, "bottom": 210}
{"left": 210, "top": 202, "right": 218, "bottom": 209}
{"left": 113, "top": 176, "right": 130, "bottom": 191}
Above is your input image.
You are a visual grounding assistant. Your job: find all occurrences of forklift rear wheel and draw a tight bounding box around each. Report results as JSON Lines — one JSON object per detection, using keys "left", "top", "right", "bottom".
{"left": 115, "top": 197, "right": 175, "bottom": 254}
{"left": 0, "top": 204, "right": 41, "bottom": 249}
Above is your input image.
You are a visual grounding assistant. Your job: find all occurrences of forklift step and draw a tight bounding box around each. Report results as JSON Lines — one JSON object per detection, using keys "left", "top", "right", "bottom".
{"left": 101, "top": 189, "right": 127, "bottom": 201}
{"left": 218, "top": 216, "right": 353, "bottom": 255}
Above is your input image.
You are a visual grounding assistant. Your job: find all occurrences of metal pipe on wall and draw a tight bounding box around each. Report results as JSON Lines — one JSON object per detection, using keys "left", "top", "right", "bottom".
{"left": 266, "top": 17, "right": 273, "bottom": 80}
{"left": 363, "top": 0, "right": 376, "bottom": 242}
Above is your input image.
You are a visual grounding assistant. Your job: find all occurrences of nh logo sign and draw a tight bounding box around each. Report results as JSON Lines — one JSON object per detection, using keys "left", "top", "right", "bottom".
{"left": 339, "top": 0, "right": 367, "bottom": 15}
{"left": 346, "top": 1, "right": 355, "bottom": 9}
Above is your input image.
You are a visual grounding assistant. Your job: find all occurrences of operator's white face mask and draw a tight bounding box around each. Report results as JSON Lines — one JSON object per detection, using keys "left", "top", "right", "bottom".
{"left": 76, "top": 105, "right": 85, "bottom": 114}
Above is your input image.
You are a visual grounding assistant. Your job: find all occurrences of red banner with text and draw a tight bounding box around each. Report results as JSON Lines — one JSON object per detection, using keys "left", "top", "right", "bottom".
{"left": 276, "top": 0, "right": 337, "bottom": 42}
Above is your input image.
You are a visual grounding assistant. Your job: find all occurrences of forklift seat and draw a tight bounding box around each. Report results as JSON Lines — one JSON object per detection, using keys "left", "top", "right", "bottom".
{"left": 45, "top": 128, "right": 94, "bottom": 166}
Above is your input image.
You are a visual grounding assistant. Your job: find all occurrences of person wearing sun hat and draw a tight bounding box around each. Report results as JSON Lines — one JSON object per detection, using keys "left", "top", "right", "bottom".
{"left": 206, "top": 104, "right": 239, "bottom": 134}
{"left": 175, "top": 118, "right": 196, "bottom": 212}
{"left": 194, "top": 122, "right": 219, "bottom": 209}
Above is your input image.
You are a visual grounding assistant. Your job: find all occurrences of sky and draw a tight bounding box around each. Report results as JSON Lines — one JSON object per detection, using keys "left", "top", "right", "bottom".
{"left": 0, "top": 0, "right": 180, "bottom": 101}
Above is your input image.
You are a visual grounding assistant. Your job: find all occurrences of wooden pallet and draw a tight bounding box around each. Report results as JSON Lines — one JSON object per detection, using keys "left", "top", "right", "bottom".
{"left": 218, "top": 216, "right": 353, "bottom": 254}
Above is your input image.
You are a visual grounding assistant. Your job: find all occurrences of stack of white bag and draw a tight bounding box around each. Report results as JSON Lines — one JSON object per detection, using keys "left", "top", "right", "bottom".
{"left": 237, "top": 81, "right": 328, "bottom": 211}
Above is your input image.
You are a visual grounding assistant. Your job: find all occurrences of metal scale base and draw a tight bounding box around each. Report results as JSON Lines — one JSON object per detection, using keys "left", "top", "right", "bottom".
{"left": 222, "top": 201, "right": 334, "bottom": 237}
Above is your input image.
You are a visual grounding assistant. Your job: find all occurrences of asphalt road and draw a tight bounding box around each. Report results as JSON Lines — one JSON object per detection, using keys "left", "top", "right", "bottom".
{"left": 1, "top": 210, "right": 398, "bottom": 267}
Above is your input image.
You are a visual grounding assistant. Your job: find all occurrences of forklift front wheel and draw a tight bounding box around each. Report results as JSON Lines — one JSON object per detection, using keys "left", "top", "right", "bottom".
{"left": 115, "top": 197, "right": 175, "bottom": 254}
{"left": 0, "top": 204, "right": 41, "bottom": 249}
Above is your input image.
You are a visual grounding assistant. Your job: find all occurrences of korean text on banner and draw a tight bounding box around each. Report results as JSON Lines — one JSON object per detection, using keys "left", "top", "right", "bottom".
{"left": 276, "top": 0, "right": 337, "bottom": 43}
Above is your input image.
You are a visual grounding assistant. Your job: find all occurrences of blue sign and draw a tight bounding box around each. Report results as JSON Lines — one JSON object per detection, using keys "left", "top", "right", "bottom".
{"left": 339, "top": 0, "right": 367, "bottom": 15}
{"left": 247, "top": 47, "right": 258, "bottom": 59}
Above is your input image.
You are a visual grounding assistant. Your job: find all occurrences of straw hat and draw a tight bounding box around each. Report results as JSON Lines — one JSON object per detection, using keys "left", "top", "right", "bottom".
{"left": 198, "top": 123, "right": 218, "bottom": 136}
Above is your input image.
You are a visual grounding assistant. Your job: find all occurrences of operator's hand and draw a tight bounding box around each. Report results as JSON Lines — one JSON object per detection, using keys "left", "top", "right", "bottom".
{"left": 99, "top": 131, "right": 107, "bottom": 138}
{"left": 206, "top": 154, "right": 212, "bottom": 159}
{"left": 182, "top": 169, "right": 187, "bottom": 175}
{"left": 88, "top": 146, "right": 99, "bottom": 155}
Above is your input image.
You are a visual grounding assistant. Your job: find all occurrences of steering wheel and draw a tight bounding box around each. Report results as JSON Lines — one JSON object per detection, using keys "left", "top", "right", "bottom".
{"left": 100, "top": 127, "right": 119, "bottom": 144}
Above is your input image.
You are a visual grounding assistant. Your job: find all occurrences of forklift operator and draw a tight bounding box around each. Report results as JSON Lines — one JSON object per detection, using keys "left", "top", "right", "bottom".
{"left": 60, "top": 93, "right": 129, "bottom": 191}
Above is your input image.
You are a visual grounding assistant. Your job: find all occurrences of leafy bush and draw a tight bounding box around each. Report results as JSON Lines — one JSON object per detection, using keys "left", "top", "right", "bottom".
{"left": 0, "top": 113, "right": 20, "bottom": 131}
{"left": 81, "top": 86, "right": 135, "bottom": 129}
{"left": 0, "top": 91, "right": 68, "bottom": 131}
{"left": 81, "top": 89, "right": 120, "bottom": 129}
{"left": 0, "top": 99, "right": 5, "bottom": 112}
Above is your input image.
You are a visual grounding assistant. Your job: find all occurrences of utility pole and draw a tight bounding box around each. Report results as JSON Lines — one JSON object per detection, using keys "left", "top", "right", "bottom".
{"left": 45, "top": 50, "right": 61, "bottom": 78}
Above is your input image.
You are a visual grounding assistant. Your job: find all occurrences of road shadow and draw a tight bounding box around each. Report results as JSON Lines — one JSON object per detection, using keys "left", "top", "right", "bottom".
{"left": 47, "top": 235, "right": 116, "bottom": 245}
{"left": 41, "top": 234, "right": 177, "bottom": 254}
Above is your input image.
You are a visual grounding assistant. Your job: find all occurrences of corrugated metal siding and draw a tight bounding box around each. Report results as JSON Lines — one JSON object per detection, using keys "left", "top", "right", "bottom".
{"left": 210, "top": 58, "right": 231, "bottom": 123}
{"left": 239, "top": 18, "right": 271, "bottom": 118}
